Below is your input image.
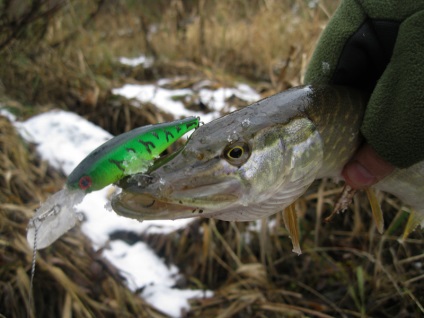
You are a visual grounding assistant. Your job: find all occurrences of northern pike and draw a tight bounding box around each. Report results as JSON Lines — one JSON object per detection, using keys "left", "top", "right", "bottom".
{"left": 111, "top": 85, "right": 424, "bottom": 236}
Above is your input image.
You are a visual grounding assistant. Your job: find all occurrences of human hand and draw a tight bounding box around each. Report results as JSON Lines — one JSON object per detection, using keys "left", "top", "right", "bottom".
{"left": 304, "top": 1, "right": 424, "bottom": 170}
{"left": 342, "top": 143, "right": 395, "bottom": 189}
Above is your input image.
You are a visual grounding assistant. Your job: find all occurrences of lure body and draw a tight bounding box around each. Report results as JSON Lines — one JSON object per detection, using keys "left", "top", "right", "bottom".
{"left": 66, "top": 117, "right": 199, "bottom": 192}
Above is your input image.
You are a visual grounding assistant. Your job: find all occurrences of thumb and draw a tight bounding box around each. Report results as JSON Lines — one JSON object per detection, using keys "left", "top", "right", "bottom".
{"left": 342, "top": 143, "right": 395, "bottom": 189}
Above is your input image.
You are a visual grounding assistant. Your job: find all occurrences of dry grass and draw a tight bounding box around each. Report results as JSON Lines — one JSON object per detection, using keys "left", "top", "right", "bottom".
{"left": 0, "top": 116, "right": 168, "bottom": 317}
{"left": 0, "top": 0, "right": 337, "bottom": 109}
{"left": 0, "top": 1, "right": 423, "bottom": 317}
{"left": 132, "top": 189, "right": 424, "bottom": 317}
{"left": 149, "top": 0, "right": 329, "bottom": 86}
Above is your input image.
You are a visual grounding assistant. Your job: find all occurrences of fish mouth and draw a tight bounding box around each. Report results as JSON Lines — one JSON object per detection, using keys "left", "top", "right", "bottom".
{"left": 111, "top": 173, "right": 242, "bottom": 221}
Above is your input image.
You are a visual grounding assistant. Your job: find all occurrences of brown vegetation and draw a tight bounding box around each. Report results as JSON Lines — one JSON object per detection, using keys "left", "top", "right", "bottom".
{"left": 0, "top": 1, "right": 423, "bottom": 317}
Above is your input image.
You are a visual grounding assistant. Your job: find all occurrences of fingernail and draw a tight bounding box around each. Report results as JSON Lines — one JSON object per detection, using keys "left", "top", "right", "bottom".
{"left": 343, "top": 161, "right": 376, "bottom": 188}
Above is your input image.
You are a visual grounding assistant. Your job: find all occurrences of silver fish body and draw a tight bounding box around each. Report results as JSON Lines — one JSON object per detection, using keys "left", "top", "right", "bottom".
{"left": 112, "top": 85, "right": 424, "bottom": 225}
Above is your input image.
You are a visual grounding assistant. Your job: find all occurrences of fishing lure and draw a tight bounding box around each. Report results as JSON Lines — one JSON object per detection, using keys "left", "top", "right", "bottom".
{"left": 67, "top": 116, "right": 200, "bottom": 192}
{"left": 27, "top": 116, "right": 200, "bottom": 250}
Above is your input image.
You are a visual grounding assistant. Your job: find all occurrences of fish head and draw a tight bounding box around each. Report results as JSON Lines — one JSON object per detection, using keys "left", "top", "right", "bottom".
{"left": 112, "top": 90, "right": 323, "bottom": 221}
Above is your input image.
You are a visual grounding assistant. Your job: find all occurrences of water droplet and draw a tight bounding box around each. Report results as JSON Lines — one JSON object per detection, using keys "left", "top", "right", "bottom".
{"left": 199, "top": 137, "right": 208, "bottom": 144}
{"left": 76, "top": 212, "right": 84, "bottom": 221}
{"left": 227, "top": 131, "right": 239, "bottom": 143}
{"left": 241, "top": 118, "right": 251, "bottom": 128}
{"left": 156, "top": 177, "right": 168, "bottom": 191}
{"left": 322, "top": 61, "right": 330, "bottom": 73}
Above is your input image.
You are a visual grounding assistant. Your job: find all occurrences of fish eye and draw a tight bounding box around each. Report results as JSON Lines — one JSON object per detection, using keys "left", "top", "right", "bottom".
{"left": 223, "top": 141, "right": 250, "bottom": 166}
{"left": 79, "top": 176, "right": 92, "bottom": 190}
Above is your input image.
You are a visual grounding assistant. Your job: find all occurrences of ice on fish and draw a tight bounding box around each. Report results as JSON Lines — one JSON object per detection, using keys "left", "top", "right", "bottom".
{"left": 27, "top": 188, "right": 85, "bottom": 250}
{"left": 122, "top": 151, "right": 155, "bottom": 176}
{"left": 227, "top": 132, "right": 239, "bottom": 143}
{"left": 241, "top": 118, "right": 251, "bottom": 128}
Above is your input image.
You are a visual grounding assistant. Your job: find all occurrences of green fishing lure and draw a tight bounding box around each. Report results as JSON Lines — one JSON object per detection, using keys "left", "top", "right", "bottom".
{"left": 66, "top": 117, "right": 199, "bottom": 192}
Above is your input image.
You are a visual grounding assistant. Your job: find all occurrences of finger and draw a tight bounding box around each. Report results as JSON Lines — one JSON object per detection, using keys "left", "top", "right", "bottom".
{"left": 342, "top": 143, "right": 395, "bottom": 189}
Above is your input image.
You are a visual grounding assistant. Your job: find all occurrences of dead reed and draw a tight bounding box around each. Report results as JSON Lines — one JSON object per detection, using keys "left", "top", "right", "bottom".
{"left": 0, "top": 1, "right": 423, "bottom": 317}
{"left": 0, "top": 116, "right": 169, "bottom": 317}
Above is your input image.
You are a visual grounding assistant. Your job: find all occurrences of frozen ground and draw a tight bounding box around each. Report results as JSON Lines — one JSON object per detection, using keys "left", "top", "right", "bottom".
{"left": 8, "top": 59, "right": 260, "bottom": 318}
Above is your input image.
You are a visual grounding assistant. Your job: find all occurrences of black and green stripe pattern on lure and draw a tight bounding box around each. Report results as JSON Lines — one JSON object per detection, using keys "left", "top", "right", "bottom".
{"left": 66, "top": 116, "right": 200, "bottom": 193}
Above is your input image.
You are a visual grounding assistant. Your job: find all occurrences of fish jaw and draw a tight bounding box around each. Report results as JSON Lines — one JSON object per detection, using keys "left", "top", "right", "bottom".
{"left": 111, "top": 179, "right": 243, "bottom": 220}
{"left": 111, "top": 155, "right": 248, "bottom": 220}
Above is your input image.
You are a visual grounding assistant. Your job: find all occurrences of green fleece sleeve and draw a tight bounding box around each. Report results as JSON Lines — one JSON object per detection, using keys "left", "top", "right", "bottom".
{"left": 304, "top": 0, "right": 424, "bottom": 168}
